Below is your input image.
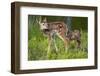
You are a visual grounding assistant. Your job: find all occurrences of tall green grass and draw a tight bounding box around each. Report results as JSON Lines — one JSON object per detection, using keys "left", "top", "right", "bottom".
{"left": 28, "top": 23, "right": 88, "bottom": 60}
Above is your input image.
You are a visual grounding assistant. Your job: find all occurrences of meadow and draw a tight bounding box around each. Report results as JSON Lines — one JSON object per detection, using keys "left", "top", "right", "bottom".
{"left": 28, "top": 16, "right": 88, "bottom": 60}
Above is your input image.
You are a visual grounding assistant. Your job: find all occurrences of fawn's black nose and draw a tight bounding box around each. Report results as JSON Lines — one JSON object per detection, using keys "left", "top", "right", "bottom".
{"left": 42, "top": 29, "right": 51, "bottom": 35}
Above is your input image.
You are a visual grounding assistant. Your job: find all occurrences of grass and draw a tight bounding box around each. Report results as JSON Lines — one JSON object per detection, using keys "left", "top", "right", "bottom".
{"left": 28, "top": 23, "right": 88, "bottom": 60}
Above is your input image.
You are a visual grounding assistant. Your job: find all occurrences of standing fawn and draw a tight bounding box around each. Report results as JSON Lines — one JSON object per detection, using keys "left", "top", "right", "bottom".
{"left": 37, "top": 17, "right": 81, "bottom": 54}
{"left": 38, "top": 17, "right": 69, "bottom": 54}
{"left": 66, "top": 30, "right": 81, "bottom": 48}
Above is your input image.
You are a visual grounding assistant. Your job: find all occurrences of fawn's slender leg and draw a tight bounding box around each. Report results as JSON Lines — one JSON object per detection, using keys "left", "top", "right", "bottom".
{"left": 62, "top": 36, "right": 69, "bottom": 51}
{"left": 77, "top": 40, "right": 81, "bottom": 48}
{"left": 53, "top": 35, "right": 58, "bottom": 52}
{"left": 47, "top": 35, "right": 52, "bottom": 55}
{"left": 57, "top": 33, "right": 68, "bottom": 51}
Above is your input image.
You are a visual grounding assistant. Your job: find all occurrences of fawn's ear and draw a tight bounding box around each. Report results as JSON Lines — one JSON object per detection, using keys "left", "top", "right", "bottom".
{"left": 37, "top": 16, "right": 42, "bottom": 24}
{"left": 43, "top": 17, "right": 47, "bottom": 22}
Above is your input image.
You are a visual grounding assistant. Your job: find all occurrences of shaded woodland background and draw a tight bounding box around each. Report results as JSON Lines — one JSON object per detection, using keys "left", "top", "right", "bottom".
{"left": 28, "top": 15, "right": 88, "bottom": 60}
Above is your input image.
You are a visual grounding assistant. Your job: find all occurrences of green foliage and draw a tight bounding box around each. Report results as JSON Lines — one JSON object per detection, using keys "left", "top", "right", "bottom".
{"left": 72, "top": 17, "right": 88, "bottom": 30}
{"left": 28, "top": 15, "right": 88, "bottom": 60}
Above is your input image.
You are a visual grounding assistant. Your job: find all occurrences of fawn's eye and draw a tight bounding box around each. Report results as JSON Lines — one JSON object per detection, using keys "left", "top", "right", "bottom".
{"left": 42, "top": 23, "right": 44, "bottom": 25}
